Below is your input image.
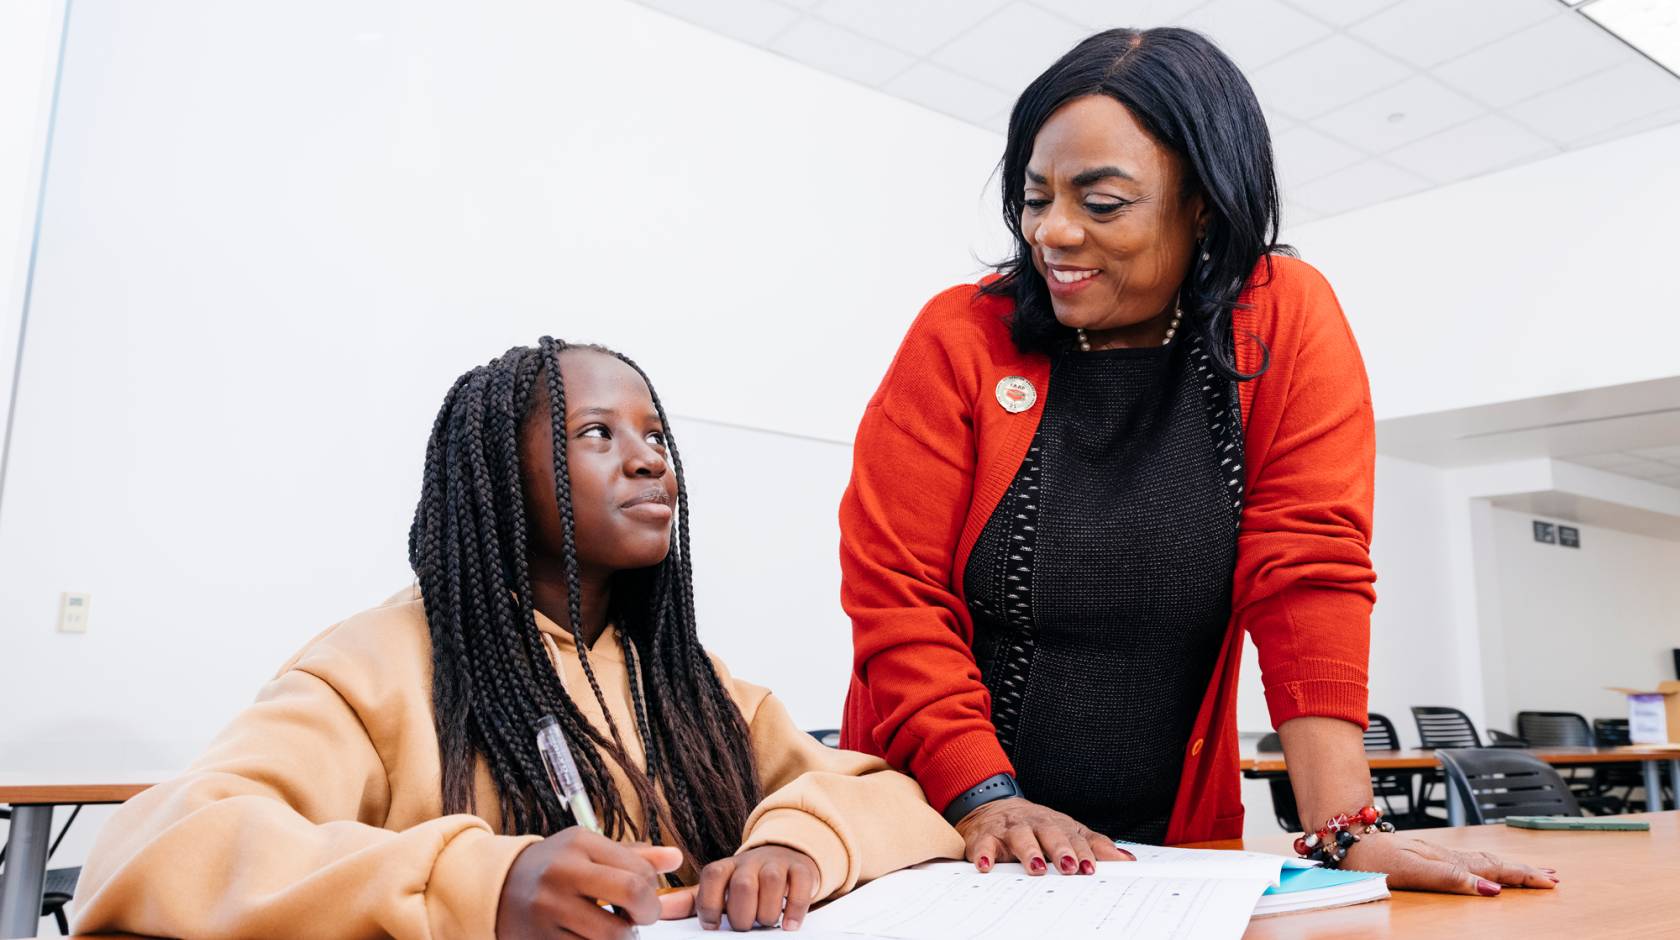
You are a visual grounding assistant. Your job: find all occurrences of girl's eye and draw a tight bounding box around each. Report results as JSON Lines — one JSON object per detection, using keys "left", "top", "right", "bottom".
{"left": 579, "top": 425, "right": 609, "bottom": 440}
{"left": 646, "top": 430, "right": 667, "bottom": 447}
{"left": 1023, "top": 198, "right": 1050, "bottom": 211}
{"left": 1086, "top": 199, "right": 1128, "bottom": 214}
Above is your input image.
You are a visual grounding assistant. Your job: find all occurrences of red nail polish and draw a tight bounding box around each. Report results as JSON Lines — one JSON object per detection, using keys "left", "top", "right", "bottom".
{"left": 978, "top": 856, "right": 991, "bottom": 871}
{"left": 1060, "top": 855, "right": 1077, "bottom": 873}
{"left": 1476, "top": 879, "right": 1501, "bottom": 897}
{"left": 1029, "top": 857, "right": 1046, "bottom": 873}
{"left": 1079, "top": 859, "right": 1095, "bottom": 875}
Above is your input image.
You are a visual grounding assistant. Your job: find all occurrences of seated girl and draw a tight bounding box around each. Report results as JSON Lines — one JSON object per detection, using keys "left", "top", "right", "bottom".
{"left": 75, "top": 339, "right": 962, "bottom": 938}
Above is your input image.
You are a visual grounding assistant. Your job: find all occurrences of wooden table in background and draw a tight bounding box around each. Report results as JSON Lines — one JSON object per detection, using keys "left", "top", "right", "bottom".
{"left": 1242, "top": 745, "right": 1680, "bottom": 822}
{"left": 1218, "top": 810, "right": 1680, "bottom": 939}
{"left": 0, "top": 775, "right": 160, "bottom": 939}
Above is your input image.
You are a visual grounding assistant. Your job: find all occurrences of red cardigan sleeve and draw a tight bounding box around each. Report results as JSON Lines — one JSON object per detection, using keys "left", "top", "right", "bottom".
{"left": 1232, "top": 259, "right": 1377, "bottom": 730}
{"left": 838, "top": 289, "right": 1014, "bottom": 813}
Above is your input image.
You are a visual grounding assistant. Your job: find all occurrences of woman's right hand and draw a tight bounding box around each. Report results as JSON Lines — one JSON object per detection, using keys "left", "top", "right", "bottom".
{"left": 496, "top": 828, "right": 683, "bottom": 940}
{"left": 954, "top": 797, "right": 1134, "bottom": 876}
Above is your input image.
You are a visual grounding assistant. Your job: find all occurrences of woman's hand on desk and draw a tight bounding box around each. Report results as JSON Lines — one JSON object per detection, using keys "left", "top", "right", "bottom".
{"left": 496, "top": 828, "right": 682, "bottom": 939}
{"left": 954, "top": 797, "right": 1135, "bottom": 875}
{"left": 1344, "top": 832, "right": 1559, "bottom": 896}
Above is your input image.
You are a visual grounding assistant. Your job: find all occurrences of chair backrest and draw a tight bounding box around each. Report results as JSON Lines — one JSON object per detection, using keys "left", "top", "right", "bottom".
{"left": 1365, "top": 713, "right": 1401, "bottom": 750}
{"left": 1257, "top": 732, "right": 1283, "bottom": 753}
{"left": 1436, "top": 748, "right": 1581, "bottom": 824}
{"left": 806, "top": 729, "right": 841, "bottom": 748}
{"left": 1515, "top": 711, "right": 1595, "bottom": 747}
{"left": 1594, "top": 718, "right": 1632, "bottom": 747}
{"left": 1412, "top": 706, "right": 1482, "bottom": 749}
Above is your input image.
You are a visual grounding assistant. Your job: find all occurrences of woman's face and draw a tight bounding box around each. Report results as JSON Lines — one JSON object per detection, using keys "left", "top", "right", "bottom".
{"left": 520, "top": 349, "right": 678, "bottom": 577}
{"left": 1021, "top": 94, "right": 1206, "bottom": 334}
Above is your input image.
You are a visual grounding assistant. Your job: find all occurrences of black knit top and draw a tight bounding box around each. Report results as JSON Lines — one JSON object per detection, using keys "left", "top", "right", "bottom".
{"left": 963, "top": 331, "right": 1245, "bottom": 844}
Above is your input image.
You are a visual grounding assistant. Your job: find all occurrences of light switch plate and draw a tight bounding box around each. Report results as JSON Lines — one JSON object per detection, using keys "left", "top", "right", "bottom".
{"left": 57, "top": 592, "right": 91, "bottom": 633}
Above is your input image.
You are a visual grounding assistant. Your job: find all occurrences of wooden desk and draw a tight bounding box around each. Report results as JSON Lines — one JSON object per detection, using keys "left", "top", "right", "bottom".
{"left": 39, "top": 812, "right": 1680, "bottom": 939}
{"left": 1214, "top": 810, "right": 1680, "bottom": 939}
{"left": 0, "top": 775, "right": 160, "bottom": 940}
{"left": 1242, "top": 746, "right": 1680, "bottom": 823}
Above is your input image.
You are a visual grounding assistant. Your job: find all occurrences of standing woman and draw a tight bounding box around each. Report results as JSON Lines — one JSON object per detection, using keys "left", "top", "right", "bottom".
{"left": 839, "top": 28, "right": 1554, "bottom": 895}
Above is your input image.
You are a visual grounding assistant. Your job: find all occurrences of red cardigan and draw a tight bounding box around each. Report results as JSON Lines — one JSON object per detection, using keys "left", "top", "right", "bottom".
{"left": 838, "top": 255, "right": 1376, "bottom": 844}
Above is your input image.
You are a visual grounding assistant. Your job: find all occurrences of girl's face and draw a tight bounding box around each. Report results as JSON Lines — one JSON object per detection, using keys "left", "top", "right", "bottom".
{"left": 520, "top": 349, "right": 678, "bottom": 577}
{"left": 1021, "top": 94, "right": 1205, "bottom": 333}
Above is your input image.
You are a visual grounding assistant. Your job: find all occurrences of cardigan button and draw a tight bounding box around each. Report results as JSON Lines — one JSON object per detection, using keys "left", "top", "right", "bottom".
{"left": 1191, "top": 737, "right": 1204, "bottom": 757}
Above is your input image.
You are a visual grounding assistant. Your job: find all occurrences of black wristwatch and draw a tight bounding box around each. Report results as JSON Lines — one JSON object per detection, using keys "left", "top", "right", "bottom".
{"left": 942, "top": 772, "right": 1024, "bottom": 825}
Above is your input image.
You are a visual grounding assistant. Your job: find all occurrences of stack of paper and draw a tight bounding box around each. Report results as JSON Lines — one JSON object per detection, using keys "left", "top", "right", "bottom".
{"left": 641, "top": 842, "right": 1387, "bottom": 939}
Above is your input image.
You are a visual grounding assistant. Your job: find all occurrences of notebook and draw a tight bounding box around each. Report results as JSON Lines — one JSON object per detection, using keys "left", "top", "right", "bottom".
{"left": 1250, "top": 866, "right": 1389, "bottom": 917}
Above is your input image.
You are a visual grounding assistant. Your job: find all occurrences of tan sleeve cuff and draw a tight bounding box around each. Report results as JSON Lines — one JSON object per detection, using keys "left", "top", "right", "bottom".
{"left": 739, "top": 808, "right": 851, "bottom": 901}
{"left": 425, "top": 824, "right": 543, "bottom": 938}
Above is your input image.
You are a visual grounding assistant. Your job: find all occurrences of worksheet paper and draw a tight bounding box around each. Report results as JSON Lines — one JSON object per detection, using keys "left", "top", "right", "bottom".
{"left": 641, "top": 850, "right": 1296, "bottom": 939}
{"left": 800, "top": 864, "right": 1270, "bottom": 940}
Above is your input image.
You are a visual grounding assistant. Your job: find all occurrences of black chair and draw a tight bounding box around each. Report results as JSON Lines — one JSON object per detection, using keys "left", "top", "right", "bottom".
{"left": 1435, "top": 748, "right": 1581, "bottom": 824}
{"left": 806, "top": 728, "right": 841, "bottom": 748}
{"left": 1412, "top": 706, "right": 1482, "bottom": 749}
{"left": 0, "top": 806, "right": 82, "bottom": 935}
{"left": 1516, "top": 711, "right": 1623, "bottom": 815}
{"left": 1595, "top": 718, "right": 1665, "bottom": 811}
{"left": 1516, "top": 711, "right": 1594, "bottom": 747}
{"left": 1257, "top": 732, "right": 1301, "bottom": 832}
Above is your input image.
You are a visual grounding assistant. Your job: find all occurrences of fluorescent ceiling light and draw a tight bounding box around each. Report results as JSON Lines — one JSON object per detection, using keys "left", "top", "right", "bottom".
{"left": 1579, "top": 0, "right": 1680, "bottom": 77}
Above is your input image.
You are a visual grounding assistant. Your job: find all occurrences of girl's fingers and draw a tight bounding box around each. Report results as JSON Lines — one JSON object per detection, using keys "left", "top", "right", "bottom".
{"left": 782, "top": 862, "right": 818, "bottom": 932}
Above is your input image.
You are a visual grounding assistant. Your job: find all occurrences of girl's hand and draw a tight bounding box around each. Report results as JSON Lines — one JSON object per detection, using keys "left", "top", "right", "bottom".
{"left": 687, "top": 845, "right": 820, "bottom": 931}
{"left": 496, "top": 828, "right": 681, "bottom": 940}
{"left": 1343, "top": 831, "right": 1559, "bottom": 896}
{"left": 954, "top": 797, "right": 1134, "bottom": 875}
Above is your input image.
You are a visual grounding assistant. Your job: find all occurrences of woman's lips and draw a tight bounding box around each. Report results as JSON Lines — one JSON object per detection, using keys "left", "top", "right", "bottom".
{"left": 1045, "top": 265, "right": 1101, "bottom": 298}
{"left": 621, "top": 490, "right": 674, "bottom": 523}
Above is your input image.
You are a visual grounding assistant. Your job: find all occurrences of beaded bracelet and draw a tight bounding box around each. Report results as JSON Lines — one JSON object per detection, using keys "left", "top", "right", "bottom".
{"left": 1293, "top": 806, "right": 1396, "bottom": 869}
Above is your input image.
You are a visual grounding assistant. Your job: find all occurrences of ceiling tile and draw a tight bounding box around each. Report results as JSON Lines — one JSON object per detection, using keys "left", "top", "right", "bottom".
{"left": 1271, "top": 125, "right": 1366, "bottom": 186}
{"left": 1506, "top": 58, "right": 1680, "bottom": 145}
{"left": 1620, "top": 455, "right": 1680, "bottom": 478}
{"left": 1178, "top": 0, "right": 1332, "bottom": 71}
{"left": 932, "top": 3, "right": 1090, "bottom": 95}
{"left": 1289, "top": 158, "right": 1428, "bottom": 216}
{"left": 1650, "top": 473, "right": 1680, "bottom": 490}
{"left": 1313, "top": 75, "right": 1483, "bottom": 151}
{"left": 1026, "top": 0, "right": 1210, "bottom": 31}
{"left": 770, "top": 17, "right": 917, "bottom": 86}
{"left": 1384, "top": 113, "right": 1557, "bottom": 183}
{"left": 813, "top": 0, "right": 1012, "bottom": 56}
{"left": 1348, "top": 0, "right": 1561, "bottom": 69}
{"left": 636, "top": 0, "right": 803, "bottom": 45}
{"left": 883, "top": 63, "right": 1017, "bottom": 123}
{"left": 1433, "top": 13, "right": 1631, "bottom": 109}
{"left": 1279, "top": 0, "right": 1399, "bottom": 28}
{"left": 1250, "top": 34, "right": 1414, "bottom": 120}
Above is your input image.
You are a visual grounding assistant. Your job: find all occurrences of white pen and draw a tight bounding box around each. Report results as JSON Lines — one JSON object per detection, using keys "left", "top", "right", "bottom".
{"left": 537, "top": 714, "right": 602, "bottom": 834}
{"left": 537, "top": 715, "right": 638, "bottom": 937}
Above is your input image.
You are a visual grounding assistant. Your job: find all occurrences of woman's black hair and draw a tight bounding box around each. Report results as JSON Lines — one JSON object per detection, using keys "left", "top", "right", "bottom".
{"left": 982, "top": 27, "right": 1282, "bottom": 378}
{"left": 408, "top": 339, "right": 761, "bottom": 867}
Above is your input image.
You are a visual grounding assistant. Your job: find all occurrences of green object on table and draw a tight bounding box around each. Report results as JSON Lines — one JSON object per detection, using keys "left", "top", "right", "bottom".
{"left": 1505, "top": 815, "right": 1650, "bottom": 830}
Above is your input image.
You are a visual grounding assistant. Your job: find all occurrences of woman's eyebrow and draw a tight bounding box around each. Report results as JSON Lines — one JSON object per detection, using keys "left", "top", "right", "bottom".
{"left": 1025, "top": 166, "right": 1136, "bottom": 187}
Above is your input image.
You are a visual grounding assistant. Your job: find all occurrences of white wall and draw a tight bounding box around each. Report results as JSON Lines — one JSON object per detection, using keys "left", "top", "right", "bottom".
{"left": 1287, "top": 121, "right": 1680, "bottom": 422}
{"left": 1485, "top": 506, "right": 1680, "bottom": 725}
{"left": 0, "top": 0, "right": 66, "bottom": 459}
{"left": 0, "top": 0, "right": 1005, "bottom": 775}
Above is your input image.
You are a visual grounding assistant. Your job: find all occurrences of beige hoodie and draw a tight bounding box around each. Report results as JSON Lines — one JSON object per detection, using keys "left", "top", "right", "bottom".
{"left": 73, "top": 589, "right": 962, "bottom": 938}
